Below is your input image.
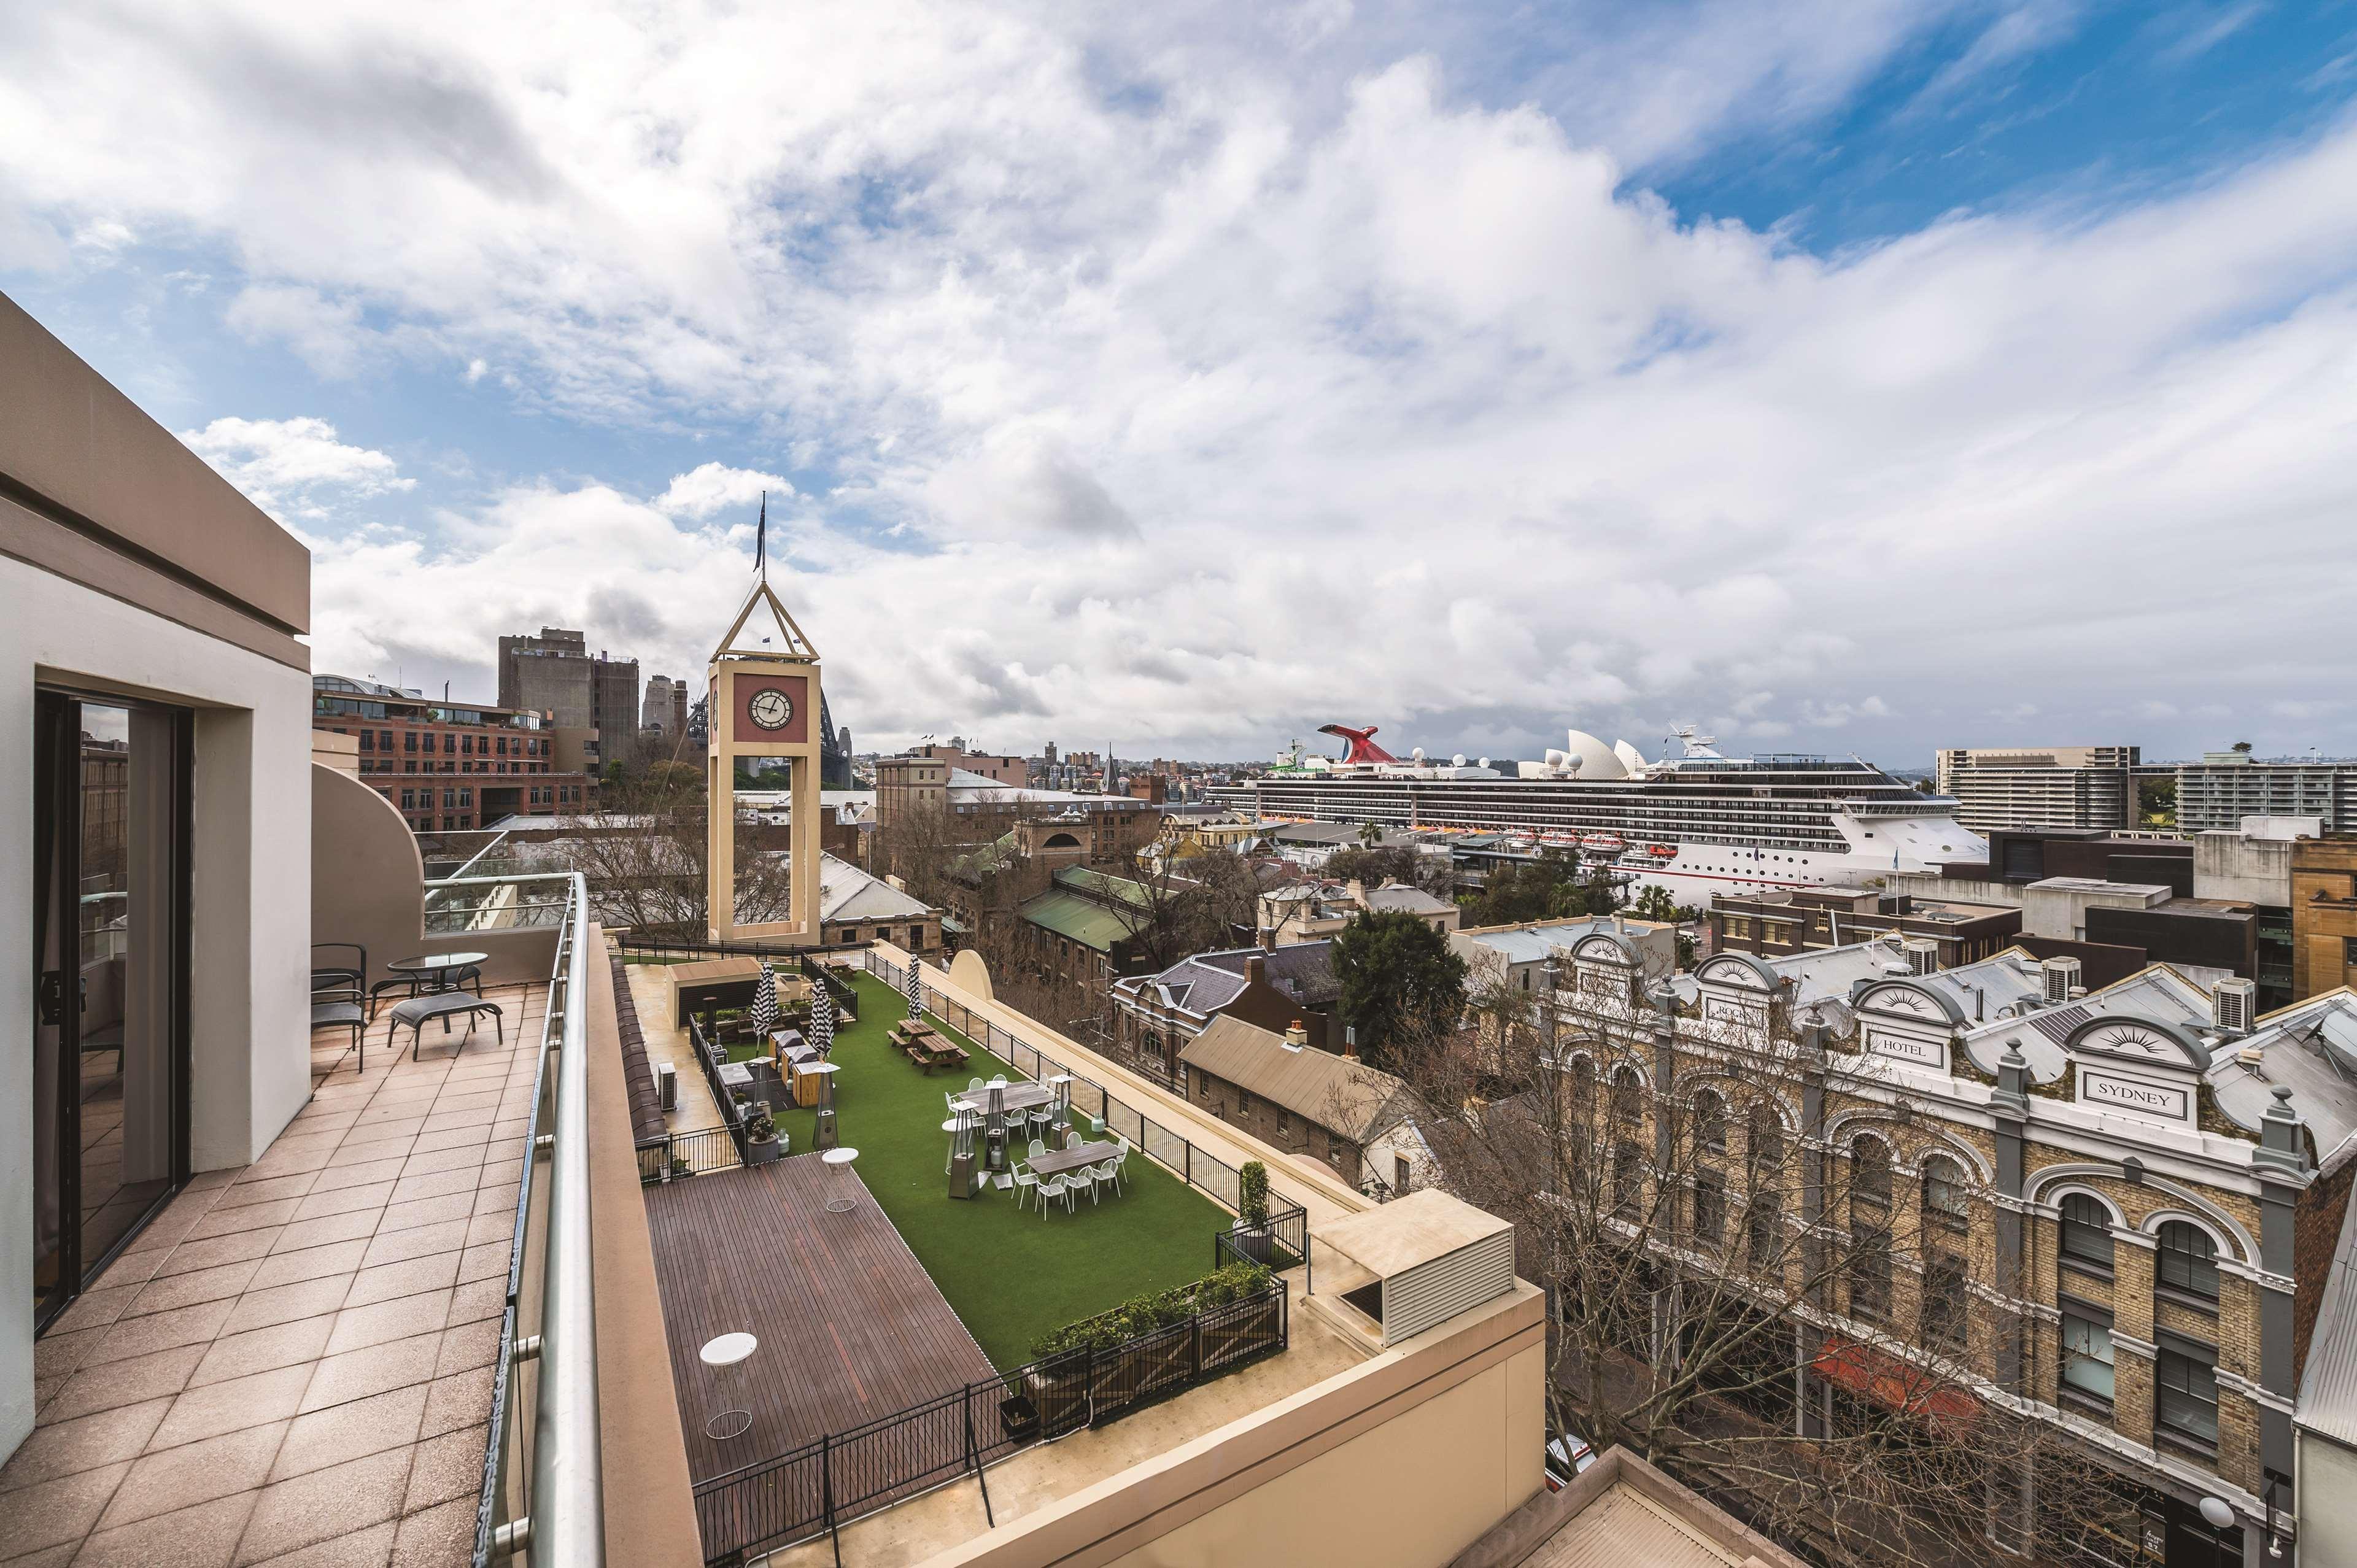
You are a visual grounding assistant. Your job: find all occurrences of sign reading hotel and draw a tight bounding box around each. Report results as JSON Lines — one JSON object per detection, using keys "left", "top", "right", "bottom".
{"left": 1864, "top": 1027, "right": 1946, "bottom": 1070}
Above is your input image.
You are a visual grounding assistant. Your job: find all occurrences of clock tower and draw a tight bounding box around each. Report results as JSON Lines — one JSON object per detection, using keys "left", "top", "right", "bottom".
{"left": 705, "top": 560, "right": 825, "bottom": 944}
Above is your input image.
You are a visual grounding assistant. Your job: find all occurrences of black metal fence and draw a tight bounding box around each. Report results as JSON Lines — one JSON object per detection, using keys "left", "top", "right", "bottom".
{"left": 637, "top": 1126, "right": 745, "bottom": 1184}
{"left": 867, "top": 953, "right": 1310, "bottom": 1232}
{"left": 691, "top": 1282, "right": 1289, "bottom": 1565}
{"left": 685, "top": 1016, "right": 750, "bottom": 1165}
{"left": 1216, "top": 1200, "right": 1311, "bottom": 1292}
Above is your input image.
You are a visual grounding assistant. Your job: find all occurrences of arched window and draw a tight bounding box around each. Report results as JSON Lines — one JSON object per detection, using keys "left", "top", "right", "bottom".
{"left": 1611, "top": 1067, "right": 1642, "bottom": 1127}
{"left": 2156, "top": 1221, "right": 2220, "bottom": 1303}
{"left": 1922, "top": 1157, "right": 1970, "bottom": 1236}
{"left": 1692, "top": 1091, "right": 1727, "bottom": 1156}
{"left": 1849, "top": 1135, "right": 1891, "bottom": 1211}
{"left": 1569, "top": 1056, "right": 1595, "bottom": 1103}
{"left": 1747, "top": 1101, "right": 1784, "bottom": 1173}
{"left": 2059, "top": 1194, "right": 2115, "bottom": 1272}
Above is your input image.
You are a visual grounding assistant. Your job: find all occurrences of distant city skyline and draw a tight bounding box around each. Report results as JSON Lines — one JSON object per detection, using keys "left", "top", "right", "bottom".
{"left": 7, "top": 2, "right": 2355, "bottom": 765}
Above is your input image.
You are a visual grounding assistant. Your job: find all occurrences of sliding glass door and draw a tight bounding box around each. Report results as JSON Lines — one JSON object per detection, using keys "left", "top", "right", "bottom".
{"left": 33, "top": 690, "right": 191, "bottom": 1332}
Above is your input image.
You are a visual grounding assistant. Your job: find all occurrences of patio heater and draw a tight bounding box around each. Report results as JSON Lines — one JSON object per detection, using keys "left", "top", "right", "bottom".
{"left": 948, "top": 1107, "right": 980, "bottom": 1199}
{"left": 984, "top": 1081, "right": 1009, "bottom": 1174}
{"left": 808, "top": 1060, "right": 841, "bottom": 1150}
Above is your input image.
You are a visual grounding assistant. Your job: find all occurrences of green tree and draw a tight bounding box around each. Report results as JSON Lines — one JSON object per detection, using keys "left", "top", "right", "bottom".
{"left": 1464, "top": 847, "right": 1586, "bottom": 926}
{"left": 1356, "top": 819, "right": 1385, "bottom": 849}
{"left": 1630, "top": 884, "right": 1679, "bottom": 924}
{"left": 1331, "top": 910, "right": 1468, "bottom": 1073}
{"left": 2232, "top": 740, "right": 2254, "bottom": 754}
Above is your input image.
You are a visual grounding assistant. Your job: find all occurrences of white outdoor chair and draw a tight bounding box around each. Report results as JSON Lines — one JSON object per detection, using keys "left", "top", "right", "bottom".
{"left": 1109, "top": 1149, "right": 1129, "bottom": 1195}
{"left": 988, "top": 1074, "right": 1008, "bottom": 1090}
{"left": 1012, "top": 1167, "right": 1039, "bottom": 1211}
{"left": 967, "top": 1077, "right": 986, "bottom": 1097}
{"left": 1037, "top": 1175, "right": 1068, "bottom": 1218}
{"left": 1064, "top": 1131, "right": 1083, "bottom": 1150}
{"left": 1089, "top": 1160, "right": 1118, "bottom": 1202}
{"left": 1028, "top": 1138, "right": 1047, "bottom": 1162}
{"left": 1066, "top": 1167, "right": 1095, "bottom": 1207}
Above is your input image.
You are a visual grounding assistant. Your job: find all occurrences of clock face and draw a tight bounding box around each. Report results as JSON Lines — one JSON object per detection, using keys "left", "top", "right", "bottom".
{"left": 748, "top": 689, "right": 795, "bottom": 732}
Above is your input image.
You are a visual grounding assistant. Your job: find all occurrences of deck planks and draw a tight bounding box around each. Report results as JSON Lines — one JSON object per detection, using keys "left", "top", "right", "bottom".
{"left": 644, "top": 1152, "right": 997, "bottom": 1485}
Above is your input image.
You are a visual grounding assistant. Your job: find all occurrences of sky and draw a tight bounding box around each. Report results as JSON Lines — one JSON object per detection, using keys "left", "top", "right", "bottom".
{"left": 5, "top": 0, "right": 2356, "bottom": 768}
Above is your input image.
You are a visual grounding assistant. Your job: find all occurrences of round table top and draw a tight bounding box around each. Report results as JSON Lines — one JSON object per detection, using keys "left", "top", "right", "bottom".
{"left": 822, "top": 1147, "right": 859, "bottom": 1167}
{"left": 387, "top": 952, "right": 489, "bottom": 973}
{"left": 700, "top": 1332, "right": 757, "bottom": 1367}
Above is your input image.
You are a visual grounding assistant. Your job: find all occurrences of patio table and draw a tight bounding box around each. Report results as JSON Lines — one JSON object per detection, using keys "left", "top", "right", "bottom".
{"left": 1027, "top": 1140, "right": 1118, "bottom": 1178}
{"left": 386, "top": 951, "right": 489, "bottom": 992}
{"left": 948, "top": 1081, "right": 1058, "bottom": 1116}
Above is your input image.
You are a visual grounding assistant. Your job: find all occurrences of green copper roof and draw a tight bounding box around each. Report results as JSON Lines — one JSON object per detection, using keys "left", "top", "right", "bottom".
{"left": 1019, "top": 888, "right": 1136, "bottom": 951}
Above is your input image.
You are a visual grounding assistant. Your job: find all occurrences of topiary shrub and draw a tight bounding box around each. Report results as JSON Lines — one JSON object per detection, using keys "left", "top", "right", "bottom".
{"left": 1238, "top": 1161, "right": 1271, "bottom": 1229}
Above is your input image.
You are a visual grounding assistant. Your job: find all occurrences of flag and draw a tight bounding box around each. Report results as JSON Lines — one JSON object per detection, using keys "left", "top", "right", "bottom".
{"left": 749, "top": 962, "right": 779, "bottom": 1043}
{"left": 756, "top": 491, "right": 767, "bottom": 575}
{"left": 810, "top": 972, "right": 835, "bottom": 1057}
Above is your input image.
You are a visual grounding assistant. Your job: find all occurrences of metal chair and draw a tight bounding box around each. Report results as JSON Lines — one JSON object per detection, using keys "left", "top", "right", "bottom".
{"left": 310, "top": 981, "right": 366, "bottom": 1073}
{"left": 311, "top": 943, "right": 366, "bottom": 992}
{"left": 1109, "top": 1149, "right": 1129, "bottom": 1195}
{"left": 1091, "top": 1159, "right": 1118, "bottom": 1200}
{"left": 1064, "top": 1130, "right": 1083, "bottom": 1150}
{"left": 1028, "top": 1138, "right": 1047, "bottom": 1162}
{"left": 1036, "top": 1175, "right": 1067, "bottom": 1218}
{"left": 1066, "top": 1165, "right": 1095, "bottom": 1208}
{"left": 1012, "top": 1166, "right": 1039, "bottom": 1211}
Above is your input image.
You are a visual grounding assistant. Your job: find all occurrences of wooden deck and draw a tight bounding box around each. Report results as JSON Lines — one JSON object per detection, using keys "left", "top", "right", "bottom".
{"left": 644, "top": 1152, "right": 997, "bottom": 1485}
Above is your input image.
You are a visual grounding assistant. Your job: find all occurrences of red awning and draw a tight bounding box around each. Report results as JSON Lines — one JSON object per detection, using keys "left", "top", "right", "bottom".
{"left": 1811, "top": 1335, "right": 1981, "bottom": 1432}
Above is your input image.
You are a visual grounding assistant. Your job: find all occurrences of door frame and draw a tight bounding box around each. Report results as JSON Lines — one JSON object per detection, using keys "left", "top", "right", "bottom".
{"left": 32, "top": 687, "right": 194, "bottom": 1335}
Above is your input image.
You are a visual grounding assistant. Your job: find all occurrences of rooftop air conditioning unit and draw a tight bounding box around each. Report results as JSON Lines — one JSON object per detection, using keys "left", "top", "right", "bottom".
{"left": 2042, "top": 958, "right": 2080, "bottom": 1006}
{"left": 2215, "top": 977, "right": 2256, "bottom": 1035}
{"left": 656, "top": 1062, "right": 678, "bottom": 1112}
{"left": 1903, "top": 937, "right": 1940, "bottom": 976}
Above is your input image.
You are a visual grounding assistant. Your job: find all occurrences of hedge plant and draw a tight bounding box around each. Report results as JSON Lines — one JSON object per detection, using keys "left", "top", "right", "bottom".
{"left": 1029, "top": 1261, "right": 1273, "bottom": 1361}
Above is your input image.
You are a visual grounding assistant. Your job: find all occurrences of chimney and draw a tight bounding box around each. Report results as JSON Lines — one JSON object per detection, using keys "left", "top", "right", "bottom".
{"left": 1283, "top": 1022, "right": 1307, "bottom": 1051}
{"left": 1347, "top": 878, "right": 1365, "bottom": 906}
{"left": 1245, "top": 954, "right": 1266, "bottom": 987}
{"left": 1341, "top": 1024, "right": 1359, "bottom": 1060}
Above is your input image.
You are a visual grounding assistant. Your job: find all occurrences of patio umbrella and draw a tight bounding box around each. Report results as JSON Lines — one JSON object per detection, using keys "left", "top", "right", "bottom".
{"left": 809, "top": 970, "right": 835, "bottom": 1056}
{"left": 903, "top": 957, "right": 923, "bottom": 1024}
{"left": 749, "top": 962, "right": 779, "bottom": 1043}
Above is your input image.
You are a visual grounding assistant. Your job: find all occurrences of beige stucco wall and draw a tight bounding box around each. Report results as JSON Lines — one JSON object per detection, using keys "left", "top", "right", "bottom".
{"left": 2299, "top": 1432, "right": 2357, "bottom": 1568}
{"left": 923, "top": 1283, "right": 1546, "bottom": 1568}
{"left": 1, "top": 551, "right": 314, "bottom": 1461}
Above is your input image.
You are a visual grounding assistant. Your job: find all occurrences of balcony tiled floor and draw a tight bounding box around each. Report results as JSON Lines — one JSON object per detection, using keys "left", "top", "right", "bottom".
{"left": 2, "top": 983, "right": 546, "bottom": 1567}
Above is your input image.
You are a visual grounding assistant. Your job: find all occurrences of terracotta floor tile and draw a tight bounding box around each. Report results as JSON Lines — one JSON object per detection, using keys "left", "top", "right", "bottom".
{"left": 44, "top": 1345, "right": 206, "bottom": 1424}
{"left": 287, "top": 1184, "right": 396, "bottom": 1224}
{"left": 80, "top": 1300, "right": 238, "bottom": 1368}
{"left": 238, "top": 1520, "right": 393, "bottom": 1568}
{"left": 430, "top": 1321, "right": 499, "bottom": 1381}
{"left": 265, "top": 1212, "right": 381, "bottom": 1257}
{"left": 375, "top": 1194, "right": 476, "bottom": 1237}
{"left": 0, "top": 1399, "right": 168, "bottom": 1494}
{"left": 452, "top": 1244, "right": 509, "bottom": 1287}
{"left": 392, "top": 1147, "right": 484, "bottom": 1181}
{"left": 382, "top": 1169, "right": 476, "bottom": 1208}
{"left": 323, "top": 1138, "right": 409, "bottom": 1170}
{"left": 230, "top": 1448, "right": 412, "bottom": 1566}
{"left": 145, "top": 1231, "right": 278, "bottom": 1282}
{"left": 341, "top": 1255, "right": 462, "bottom": 1313}
{"left": 184, "top": 1169, "right": 238, "bottom": 1192}
{"left": 246, "top": 1241, "right": 371, "bottom": 1294}
{"left": 415, "top": 1375, "right": 491, "bottom": 1445}
{"left": 218, "top": 1275, "right": 355, "bottom": 1337}
{"left": 180, "top": 1200, "right": 303, "bottom": 1245}
{"left": 69, "top": 1490, "right": 255, "bottom": 1568}
{"left": 443, "top": 1278, "right": 504, "bottom": 1329}
{"left": 324, "top": 1294, "right": 451, "bottom": 1359}
{"left": 397, "top": 1427, "right": 483, "bottom": 1516}
{"left": 357, "top": 1222, "right": 470, "bottom": 1272}
{"left": 34, "top": 1326, "right": 107, "bottom": 1385}
{"left": 209, "top": 1173, "right": 319, "bottom": 1211}
{"left": 45, "top": 1285, "right": 143, "bottom": 1340}
{"left": 406, "top": 1127, "right": 490, "bottom": 1156}
{"left": 296, "top": 1334, "right": 443, "bottom": 1416}
{"left": 0, "top": 1461, "right": 130, "bottom": 1558}
{"left": 304, "top": 1159, "right": 406, "bottom": 1198}
{"left": 388, "top": 1494, "right": 474, "bottom": 1568}
{"left": 185, "top": 1316, "right": 335, "bottom": 1391}
{"left": 121, "top": 1262, "right": 262, "bottom": 1321}
{"left": 145, "top": 1365, "right": 313, "bottom": 1451}
{"left": 95, "top": 1421, "right": 285, "bottom": 1531}
{"left": 461, "top": 1213, "right": 510, "bottom": 1249}
{"left": 476, "top": 1160, "right": 523, "bottom": 1190}
{"left": 338, "top": 1121, "right": 425, "bottom": 1151}
{"left": 269, "top": 1386, "right": 427, "bottom": 1483}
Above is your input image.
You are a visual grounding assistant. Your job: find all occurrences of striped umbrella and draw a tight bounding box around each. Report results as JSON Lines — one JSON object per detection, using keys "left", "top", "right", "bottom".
{"left": 749, "top": 962, "right": 779, "bottom": 1044}
{"left": 809, "top": 971, "right": 835, "bottom": 1056}
{"left": 903, "top": 957, "right": 923, "bottom": 1025}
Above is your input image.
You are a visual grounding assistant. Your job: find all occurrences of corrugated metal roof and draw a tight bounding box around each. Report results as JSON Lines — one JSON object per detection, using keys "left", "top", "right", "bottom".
{"left": 2298, "top": 1178, "right": 2357, "bottom": 1446}
{"left": 1178, "top": 1013, "right": 1411, "bottom": 1140}
{"left": 1018, "top": 888, "right": 1135, "bottom": 952}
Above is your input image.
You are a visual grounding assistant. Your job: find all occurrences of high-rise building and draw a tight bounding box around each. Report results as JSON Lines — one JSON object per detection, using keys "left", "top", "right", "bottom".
{"left": 1934, "top": 744, "right": 2140, "bottom": 832}
{"left": 2175, "top": 751, "right": 2357, "bottom": 833}
{"left": 312, "top": 674, "right": 597, "bottom": 833}
{"left": 497, "top": 625, "right": 639, "bottom": 760}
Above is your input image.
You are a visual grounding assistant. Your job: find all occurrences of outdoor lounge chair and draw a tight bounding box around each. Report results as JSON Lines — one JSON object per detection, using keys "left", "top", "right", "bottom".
{"left": 388, "top": 992, "right": 504, "bottom": 1061}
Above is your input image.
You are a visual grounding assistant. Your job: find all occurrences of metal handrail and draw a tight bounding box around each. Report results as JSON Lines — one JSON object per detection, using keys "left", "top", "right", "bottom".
{"left": 460, "top": 871, "right": 603, "bottom": 1567}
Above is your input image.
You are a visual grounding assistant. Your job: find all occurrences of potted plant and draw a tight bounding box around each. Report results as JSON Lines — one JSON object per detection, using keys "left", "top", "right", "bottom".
{"left": 744, "top": 1111, "right": 783, "bottom": 1165}
{"left": 1232, "top": 1161, "right": 1274, "bottom": 1264}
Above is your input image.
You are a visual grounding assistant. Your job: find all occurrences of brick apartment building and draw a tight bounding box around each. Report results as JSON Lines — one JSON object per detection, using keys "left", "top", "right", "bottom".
{"left": 495, "top": 624, "right": 639, "bottom": 760}
{"left": 312, "top": 674, "right": 597, "bottom": 834}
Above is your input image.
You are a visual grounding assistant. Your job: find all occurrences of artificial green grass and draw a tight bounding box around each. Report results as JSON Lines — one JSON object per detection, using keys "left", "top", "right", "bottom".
{"left": 763, "top": 972, "right": 1230, "bottom": 1369}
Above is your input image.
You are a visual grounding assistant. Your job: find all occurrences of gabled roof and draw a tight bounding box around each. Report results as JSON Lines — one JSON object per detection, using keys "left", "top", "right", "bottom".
{"left": 1959, "top": 959, "right": 2218, "bottom": 1081}
{"left": 1053, "top": 864, "right": 1151, "bottom": 910}
{"left": 1118, "top": 939, "right": 1341, "bottom": 1018}
{"left": 1363, "top": 882, "right": 1452, "bottom": 915}
{"left": 1178, "top": 1014, "right": 1414, "bottom": 1141}
{"left": 1019, "top": 889, "right": 1136, "bottom": 952}
{"left": 816, "top": 852, "right": 931, "bottom": 924}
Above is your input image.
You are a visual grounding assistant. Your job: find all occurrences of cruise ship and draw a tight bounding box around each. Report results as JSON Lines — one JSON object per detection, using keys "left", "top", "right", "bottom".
{"left": 1210, "top": 724, "right": 1985, "bottom": 900}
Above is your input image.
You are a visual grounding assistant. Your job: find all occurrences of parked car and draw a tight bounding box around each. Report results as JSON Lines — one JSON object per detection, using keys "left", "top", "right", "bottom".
{"left": 1543, "top": 1430, "right": 1596, "bottom": 1491}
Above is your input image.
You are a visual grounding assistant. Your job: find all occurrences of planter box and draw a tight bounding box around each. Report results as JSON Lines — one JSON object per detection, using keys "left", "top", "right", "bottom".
{"left": 1229, "top": 1226, "right": 1275, "bottom": 1265}
{"left": 746, "top": 1138, "right": 783, "bottom": 1165}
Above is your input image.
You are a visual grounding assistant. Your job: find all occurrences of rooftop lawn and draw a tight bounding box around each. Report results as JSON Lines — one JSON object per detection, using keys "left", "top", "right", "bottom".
{"left": 762, "top": 971, "right": 1231, "bottom": 1369}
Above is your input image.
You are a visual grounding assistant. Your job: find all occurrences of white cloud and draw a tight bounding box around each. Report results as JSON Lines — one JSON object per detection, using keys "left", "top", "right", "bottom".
{"left": 10, "top": 2, "right": 2357, "bottom": 760}
{"left": 177, "top": 415, "right": 413, "bottom": 520}
{"left": 655, "top": 462, "right": 793, "bottom": 519}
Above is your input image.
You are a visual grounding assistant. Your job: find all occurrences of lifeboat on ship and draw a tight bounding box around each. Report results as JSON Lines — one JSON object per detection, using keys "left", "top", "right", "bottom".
{"left": 1646, "top": 843, "right": 1678, "bottom": 859}
{"left": 1581, "top": 833, "right": 1625, "bottom": 853}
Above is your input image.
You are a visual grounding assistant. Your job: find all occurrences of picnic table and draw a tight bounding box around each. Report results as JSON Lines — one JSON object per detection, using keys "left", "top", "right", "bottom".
{"left": 1028, "top": 1140, "right": 1119, "bottom": 1178}
{"left": 893, "top": 1021, "right": 969, "bottom": 1073}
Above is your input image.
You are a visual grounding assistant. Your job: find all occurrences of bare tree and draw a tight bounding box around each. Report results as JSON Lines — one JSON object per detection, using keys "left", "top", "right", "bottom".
{"left": 1406, "top": 976, "right": 2135, "bottom": 1568}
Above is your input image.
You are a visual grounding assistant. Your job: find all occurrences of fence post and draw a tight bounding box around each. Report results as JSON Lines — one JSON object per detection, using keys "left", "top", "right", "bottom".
{"left": 822, "top": 1432, "right": 841, "bottom": 1568}
{"left": 966, "top": 1383, "right": 994, "bottom": 1527}
{"left": 1192, "top": 1310, "right": 1203, "bottom": 1383}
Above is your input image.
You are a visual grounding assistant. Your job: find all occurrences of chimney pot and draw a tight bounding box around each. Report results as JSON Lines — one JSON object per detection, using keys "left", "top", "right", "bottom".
{"left": 1245, "top": 954, "right": 1266, "bottom": 984}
